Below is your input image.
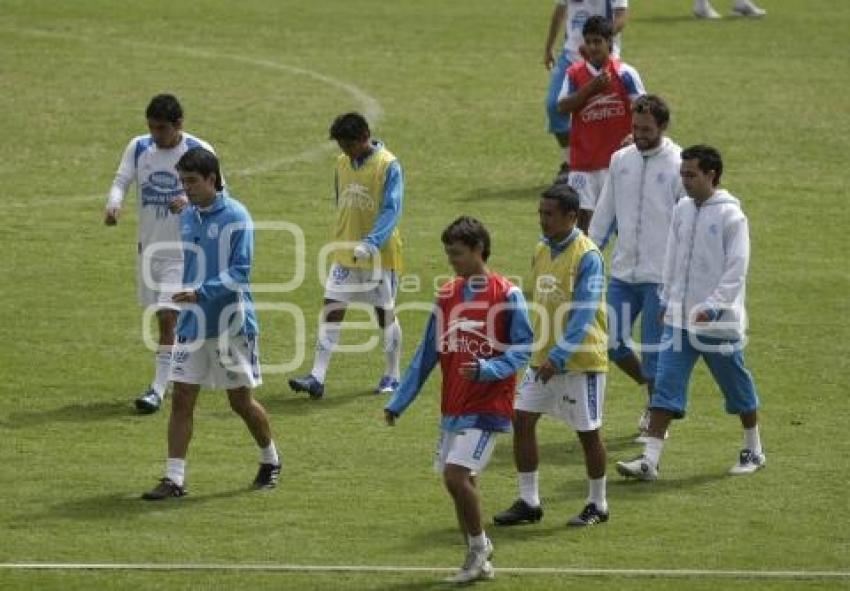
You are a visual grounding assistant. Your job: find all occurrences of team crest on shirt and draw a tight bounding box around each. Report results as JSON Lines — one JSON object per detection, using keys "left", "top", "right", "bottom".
{"left": 207, "top": 223, "right": 219, "bottom": 239}
{"left": 332, "top": 265, "right": 350, "bottom": 283}
{"left": 656, "top": 172, "right": 666, "bottom": 184}
{"left": 708, "top": 223, "right": 719, "bottom": 236}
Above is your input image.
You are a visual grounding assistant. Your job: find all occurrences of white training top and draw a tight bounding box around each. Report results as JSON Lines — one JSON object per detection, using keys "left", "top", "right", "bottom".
{"left": 556, "top": 0, "right": 629, "bottom": 63}
{"left": 107, "top": 132, "right": 216, "bottom": 261}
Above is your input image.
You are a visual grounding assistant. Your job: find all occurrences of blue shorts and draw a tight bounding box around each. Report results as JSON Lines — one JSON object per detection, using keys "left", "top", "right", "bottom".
{"left": 607, "top": 278, "right": 664, "bottom": 381}
{"left": 650, "top": 326, "right": 760, "bottom": 419}
{"left": 546, "top": 50, "right": 573, "bottom": 134}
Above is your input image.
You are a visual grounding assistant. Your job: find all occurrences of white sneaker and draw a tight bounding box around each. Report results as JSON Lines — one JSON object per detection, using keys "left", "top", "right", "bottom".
{"left": 732, "top": 1, "right": 766, "bottom": 17}
{"left": 729, "top": 449, "right": 766, "bottom": 475}
{"left": 693, "top": 2, "right": 721, "bottom": 19}
{"left": 616, "top": 455, "right": 659, "bottom": 481}
{"left": 445, "top": 540, "right": 494, "bottom": 584}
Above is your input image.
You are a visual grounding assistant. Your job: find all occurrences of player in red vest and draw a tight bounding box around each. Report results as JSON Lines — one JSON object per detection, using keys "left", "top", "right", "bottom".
{"left": 385, "top": 216, "right": 533, "bottom": 584}
{"left": 557, "top": 15, "right": 645, "bottom": 233}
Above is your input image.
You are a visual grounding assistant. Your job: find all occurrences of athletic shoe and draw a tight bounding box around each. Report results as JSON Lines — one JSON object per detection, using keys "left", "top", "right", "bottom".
{"left": 616, "top": 455, "right": 659, "bottom": 481}
{"left": 567, "top": 502, "right": 609, "bottom": 527}
{"left": 141, "top": 477, "right": 186, "bottom": 500}
{"left": 731, "top": 1, "right": 766, "bottom": 17}
{"left": 373, "top": 375, "right": 400, "bottom": 395}
{"left": 134, "top": 388, "right": 162, "bottom": 414}
{"left": 288, "top": 374, "right": 324, "bottom": 399}
{"left": 493, "top": 498, "right": 543, "bottom": 526}
{"left": 252, "top": 463, "right": 282, "bottom": 489}
{"left": 728, "top": 449, "right": 766, "bottom": 475}
{"left": 693, "top": 3, "right": 721, "bottom": 19}
{"left": 445, "top": 540, "right": 494, "bottom": 584}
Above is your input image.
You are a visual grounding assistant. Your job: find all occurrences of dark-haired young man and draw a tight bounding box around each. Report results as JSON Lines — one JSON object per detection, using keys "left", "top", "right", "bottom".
{"left": 142, "top": 147, "right": 280, "bottom": 500}
{"left": 104, "top": 94, "right": 220, "bottom": 414}
{"left": 589, "top": 95, "right": 686, "bottom": 442}
{"left": 494, "top": 183, "right": 610, "bottom": 529}
{"left": 385, "top": 216, "right": 532, "bottom": 584}
{"left": 616, "top": 145, "right": 765, "bottom": 481}
{"left": 557, "top": 16, "right": 644, "bottom": 234}
{"left": 289, "top": 112, "right": 405, "bottom": 399}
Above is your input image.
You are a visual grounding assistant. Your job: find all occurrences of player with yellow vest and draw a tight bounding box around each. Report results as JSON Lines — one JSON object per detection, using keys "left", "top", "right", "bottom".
{"left": 289, "top": 113, "right": 404, "bottom": 399}
{"left": 494, "top": 182, "right": 611, "bottom": 528}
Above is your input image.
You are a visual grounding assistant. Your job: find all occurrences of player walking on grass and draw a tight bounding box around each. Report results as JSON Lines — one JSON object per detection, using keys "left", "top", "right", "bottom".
{"left": 588, "top": 95, "right": 686, "bottom": 442}
{"left": 557, "top": 16, "right": 644, "bottom": 234}
{"left": 104, "top": 94, "right": 219, "bottom": 414}
{"left": 616, "top": 145, "right": 765, "bottom": 481}
{"left": 385, "top": 217, "right": 532, "bottom": 584}
{"left": 693, "top": 0, "right": 766, "bottom": 19}
{"left": 494, "top": 183, "right": 610, "bottom": 529}
{"left": 142, "top": 148, "right": 280, "bottom": 500}
{"left": 289, "top": 112, "right": 404, "bottom": 400}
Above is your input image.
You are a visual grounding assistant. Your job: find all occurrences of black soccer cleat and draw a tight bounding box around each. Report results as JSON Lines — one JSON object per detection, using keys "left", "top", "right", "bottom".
{"left": 567, "top": 502, "right": 609, "bottom": 527}
{"left": 141, "top": 477, "right": 186, "bottom": 500}
{"left": 288, "top": 374, "right": 325, "bottom": 399}
{"left": 252, "top": 463, "right": 282, "bottom": 490}
{"left": 493, "top": 498, "right": 543, "bottom": 526}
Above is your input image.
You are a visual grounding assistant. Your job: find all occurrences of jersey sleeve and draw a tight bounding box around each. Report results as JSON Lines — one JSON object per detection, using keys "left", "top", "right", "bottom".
{"left": 364, "top": 160, "right": 403, "bottom": 249}
{"left": 558, "top": 66, "right": 579, "bottom": 102}
{"left": 107, "top": 138, "right": 138, "bottom": 208}
{"left": 385, "top": 309, "right": 438, "bottom": 418}
{"left": 620, "top": 64, "right": 645, "bottom": 100}
{"left": 477, "top": 287, "right": 533, "bottom": 381}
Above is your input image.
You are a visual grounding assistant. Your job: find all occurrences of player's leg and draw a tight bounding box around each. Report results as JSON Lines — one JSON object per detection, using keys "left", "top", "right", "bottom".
{"left": 289, "top": 298, "right": 347, "bottom": 399}
{"left": 494, "top": 369, "right": 546, "bottom": 525}
{"left": 636, "top": 283, "right": 668, "bottom": 440}
{"left": 227, "top": 386, "right": 282, "bottom": 488}
{"left": 373, "top": 271, "right": 402, "bottom": 395}
{"left": 546, "top": 49, "right": 573, "bottom": 180}
{"left": 607, "top": 278, "right": 645, "bottom": 385}
{"left": 701, "top": 339, "right": 764, "bottom": 474}
{"left": 693, "top": 0, "right": 721, "bottom": 19}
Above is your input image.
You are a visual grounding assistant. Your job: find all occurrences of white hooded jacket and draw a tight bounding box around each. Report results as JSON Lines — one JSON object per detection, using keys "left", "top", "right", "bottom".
{"left": 660, "top": 189, "right": 750, "bottom": 340}
{"left": 589, "top": 137, "right": 686, "bottom": 284}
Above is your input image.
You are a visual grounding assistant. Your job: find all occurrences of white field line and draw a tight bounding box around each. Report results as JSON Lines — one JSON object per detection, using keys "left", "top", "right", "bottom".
{"left": 1, "top": 563, "right": 848, "bottom": 579}
{"left": 1, "top": 25, "right": 383, "bottom": 206}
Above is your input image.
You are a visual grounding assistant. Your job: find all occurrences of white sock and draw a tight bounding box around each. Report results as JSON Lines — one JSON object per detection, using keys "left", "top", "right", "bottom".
{"left": 643, "top": 437, "right": 665, "bottom": 467}
{"left": 152, "top": 346, "right": 173, "bottom": 397}
{"left": 694, "top": 0, "right": 713, "bottom": 12}
{"left": 468, "top": 532, "right": 487, "bottom": 550}
{"left": 588, "top": 476, "right": 607, "bottom": 513}
{"left": 260, "top": 442, "right": 280, "bottom": 465}
{"left": 743, "top": 426, "right": 762, "bottom": 455}
{"left": 518, "top": 471, "right": 540, "bottom": 507}
{"left": 166, "top": 458, "right": 186, "bottom": 486}
{"left": 310, "top": 323, "right": 341, "bottom": 383}
{"left": 383, "top": 320, "right": 402, "bottom": 379}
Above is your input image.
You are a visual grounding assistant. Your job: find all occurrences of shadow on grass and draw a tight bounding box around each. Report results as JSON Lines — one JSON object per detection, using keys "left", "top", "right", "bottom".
{"left": 463, "top": 184, "right": 550, "bottom": 202}
{"left": 488, "top": 434, "right": 640, "bottom": 469}
{"left": 610, "top": 470, "right": 729, "bottom": 497}
{"left": 260, "top": 388, "right": 375, "bottom": 416}
{"left": 1, "top": 400, "right": 136, "bottom": 429}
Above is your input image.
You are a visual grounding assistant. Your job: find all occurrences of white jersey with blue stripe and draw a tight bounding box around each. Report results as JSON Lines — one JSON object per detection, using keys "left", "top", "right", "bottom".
{"left": 107, "top": 132, "right": 216, "bottom": 261}
{"left": 558, "top": 0, "right": 628, "bottom": 63}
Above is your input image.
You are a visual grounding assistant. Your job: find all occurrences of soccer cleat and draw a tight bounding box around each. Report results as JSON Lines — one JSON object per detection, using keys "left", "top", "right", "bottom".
{"left": 567, "top": 502, "right": 609, "bottom": 527}
{"left": 731, "top": 1, "right": 766, "bottom": 17}
{"left": 493, "top": 498, "right": 543, "bottom": 526}
{"left": 252, "top": 463, "right": 282, "bottom": 489}
{"left": 616, "top": 455, "right": 659, "bottom": 481}
{"left": 445, "top": 540, "right": 494, "bottom": 584}
{"left": 288, "top": 374, "right": 325, "bottom": 399}
{"left": 141, "top": 477, "right": 186, "bottom": 500}
{"left": 728, "top": 449, "right": 766, "bottom": 475}
{"left": 134, "top": 388, "right": 162, "bottom": 414}
{"left": 373, "top": 375, "right": 400, "bottom": 395}
{"left": 693, "top": 3, "right": 721, "bottom": 19}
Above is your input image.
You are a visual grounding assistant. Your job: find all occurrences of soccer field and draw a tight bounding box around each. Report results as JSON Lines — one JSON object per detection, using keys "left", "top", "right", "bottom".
{"left": 1, "top": 0, "right": 848, "bottom": 589}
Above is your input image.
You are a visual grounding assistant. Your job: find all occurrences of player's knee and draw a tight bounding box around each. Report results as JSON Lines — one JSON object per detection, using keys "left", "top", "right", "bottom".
{"left": 227, "top": 391, "right": 252, "bottom": 415}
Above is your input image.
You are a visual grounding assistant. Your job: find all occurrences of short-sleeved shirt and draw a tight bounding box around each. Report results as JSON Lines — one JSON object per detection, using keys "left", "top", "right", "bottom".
{"left": 557, "top": 0, "right": 629, "bottom": 63}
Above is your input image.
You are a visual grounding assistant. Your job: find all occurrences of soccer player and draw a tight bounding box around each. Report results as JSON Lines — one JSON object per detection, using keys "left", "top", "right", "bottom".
{"left": 557, "top": 15, "right": 644, "bottom": 234}
{"left": 385, "top": 217, "right": 532, "bottom": 584}
{"left": 142, "top": 148, "right": 280, "bottom": 500}
{"left": 104, "top": 94, "right": 219, "bottom": 414}
{"left": 588, "top": 95, "right": 686, "bottom": 442}
{"left": 693, "top": 0, "right": 766, "bottom": 19}
{"left": 288, "top": 113, "right": 404, "bottom": 399}
{"left": 494, "top": 183, "right": 609, "bottom": 529}
{"left": 616, "top": 145, "right": 765, "bottom": 481}
{"left": 543, "top": 0, "right": 629, "bottom": 181}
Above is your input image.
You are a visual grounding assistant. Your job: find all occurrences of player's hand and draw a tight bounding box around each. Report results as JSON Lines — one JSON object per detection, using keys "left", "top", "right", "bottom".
{"left": 172, "top": 291, "right": 198, "bottom": 304}
{"left": 104, "top": 207, "right": 120, "bottom": 226}
{"left": 169, "top": 195, "right": 189, "bottom": 214}
{"left": 352, "top": 242, "right": 372, "bottom": 263}
{"left": 535, "top": 359, "right": 557, "bottom": 385}
{"left": 543, "top": 49, "right": 555, "bottom": 70}
{"left": 590, "top": 70, "right": 611, "bottom": 92}
{"left": 459, "top": 360, "right": 480, "bottom": 381}
{"left": 384, "top": 409, "right": 397, "bottom": 426}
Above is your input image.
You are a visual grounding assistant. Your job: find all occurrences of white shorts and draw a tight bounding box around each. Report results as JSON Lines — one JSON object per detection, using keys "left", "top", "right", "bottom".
{"left": 568, "top": 169, "right": 609, "bottom": 211}
{"left": 170, "top": 334, "right": 262, "bottom": 390}
{"left": 433, "top": 428, "right": 498, "bottom": 474}
{"left": 324, "top": 263, "right": 397, "bottom": 308}
{"left": 137, "top": 256, "right": 182, "bottom": 310}
{"left": 515, "top": 368, "right": 606, "bottom": 432}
